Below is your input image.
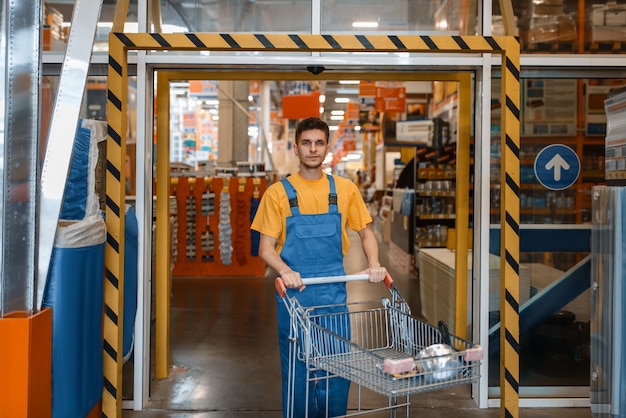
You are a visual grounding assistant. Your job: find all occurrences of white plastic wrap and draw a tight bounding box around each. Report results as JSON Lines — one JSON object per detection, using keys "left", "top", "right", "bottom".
{"left": 55, "top": 215, "right": 106, "bottom": 248}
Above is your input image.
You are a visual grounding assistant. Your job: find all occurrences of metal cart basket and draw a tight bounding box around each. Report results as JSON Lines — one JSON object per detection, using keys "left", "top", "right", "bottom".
{"left": 275, "top": 274, "right": 483, "bottom": 417}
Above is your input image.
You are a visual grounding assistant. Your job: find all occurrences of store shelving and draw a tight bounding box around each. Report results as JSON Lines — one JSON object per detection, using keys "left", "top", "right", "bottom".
{"left": 490, "top": 78, "right": 610, "bottom": 225}
{"left": 414, "top": 163, "right": 457, "bottom": 249}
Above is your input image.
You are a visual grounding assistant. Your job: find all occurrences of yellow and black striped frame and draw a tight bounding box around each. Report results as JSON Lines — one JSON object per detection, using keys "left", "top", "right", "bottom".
{"left": 105, "top": 33, "right": 521, "bottom": 418}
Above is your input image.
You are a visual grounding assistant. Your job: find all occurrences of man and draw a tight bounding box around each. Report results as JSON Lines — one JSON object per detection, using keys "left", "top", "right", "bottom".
{"left": 251, "top": 117, "right": 387, "bottom": 417}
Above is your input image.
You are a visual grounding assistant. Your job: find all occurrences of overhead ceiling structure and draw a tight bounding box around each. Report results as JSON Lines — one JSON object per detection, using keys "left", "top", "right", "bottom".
{"left": 44, "top": 0, "right": 446, "bottom": 125}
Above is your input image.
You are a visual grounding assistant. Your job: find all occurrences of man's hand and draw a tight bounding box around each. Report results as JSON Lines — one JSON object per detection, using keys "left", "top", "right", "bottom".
{"left": 280, "top": 270, "right": 305, "bottom": 291}
{"left": 359, "top": 265, "right": 387, "bottom": 283}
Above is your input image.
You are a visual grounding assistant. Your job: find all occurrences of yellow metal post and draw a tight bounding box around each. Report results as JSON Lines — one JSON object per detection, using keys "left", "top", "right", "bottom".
{"left": 499, "top": 37, "right": 521, "bottom": 418}
{"left": 454, "top": 73, "right": 472, "bottom": 340}
{"left": 155, "top": 72, "right": 172, "bottom": 379}
{"left": 111, "top": 0, "right": 130, "bottom": 32}
{"left": 498, "top": 0, "right": 519, "bottom": 36}
{"left": 103, "top": 32, "right": 128, "bottom": 418}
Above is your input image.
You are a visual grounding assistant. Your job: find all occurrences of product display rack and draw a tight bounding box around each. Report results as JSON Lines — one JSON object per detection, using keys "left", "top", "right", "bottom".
{"left": 171, "top": 175, "right": 267, "bottom": 277}
{"left": 414, "top": 159, "right": 457, "bottom": 249}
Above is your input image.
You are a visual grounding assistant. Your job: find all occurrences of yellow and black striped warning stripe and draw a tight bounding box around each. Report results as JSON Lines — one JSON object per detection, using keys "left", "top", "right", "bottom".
{"left": 110, "top": 32, "right": 518, "bottom": 54}
{"left": 499, "top": 39, "right": 521, "bottom": 418}
{"left": 105, "top": 33, "right": 520, "bottom": 418}
{"left": 103, "top": 32, "right": 128, "bottom": 418}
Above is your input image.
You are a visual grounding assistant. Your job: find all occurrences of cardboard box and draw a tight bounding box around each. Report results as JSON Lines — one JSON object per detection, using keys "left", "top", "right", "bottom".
{"left": 395, "top": 120, "right": 433, "bottom": 144}
{"left": 523, "top": 122, "right": 577, "bottom": 136}
{"left": 592, "top": 3, "right": 626, "bottom": 26}
{"left": 591, "top": 25, "right": 626, "bottom": 42}
{"left": 533, "top": 3, "right": 563, "bottom": 15}
{"left": 528, "top": 15, "right": 577, "bottom": 44}
{"left": 522, "top": 79, "right": 577, "bottom": 136}
{"left": 533, "top": 0, "right": 563, "bottom": 5}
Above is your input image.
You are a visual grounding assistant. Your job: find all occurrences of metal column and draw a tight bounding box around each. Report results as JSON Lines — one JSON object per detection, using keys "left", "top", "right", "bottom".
{"left": 0, "top": 0, "right": 41, "bottom": 316}
{"left": 36, "top": 0, "right": 104, "bottom": 311}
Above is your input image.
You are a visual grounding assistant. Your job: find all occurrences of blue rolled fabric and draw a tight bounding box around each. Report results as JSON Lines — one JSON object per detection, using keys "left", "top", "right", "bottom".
{"left": 59, "top": 120, "right": 91, "bottom": 220}
{"left": 42, "top": 216, "right": 106, "bottom": 418}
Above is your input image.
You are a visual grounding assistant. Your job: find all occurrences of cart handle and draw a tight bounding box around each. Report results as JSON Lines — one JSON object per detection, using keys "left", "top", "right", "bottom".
{"left": 275, "top": 273, "right": 394, "bottom": 297}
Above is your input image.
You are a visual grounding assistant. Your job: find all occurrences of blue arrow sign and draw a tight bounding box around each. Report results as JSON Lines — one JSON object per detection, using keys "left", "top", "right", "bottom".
{"left": 534, "top": 144, "right": 580, "bottom": 190}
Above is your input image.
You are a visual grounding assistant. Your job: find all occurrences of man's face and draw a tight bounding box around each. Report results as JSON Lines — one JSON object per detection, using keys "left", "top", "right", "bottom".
{"left": 294, "top": 129, "right": 329, "bottom": 169}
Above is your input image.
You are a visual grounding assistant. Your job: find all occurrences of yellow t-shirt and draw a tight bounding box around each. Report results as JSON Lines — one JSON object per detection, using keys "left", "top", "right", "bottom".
{"left": 251, "top": 173, "right": 373, "bottom": 256}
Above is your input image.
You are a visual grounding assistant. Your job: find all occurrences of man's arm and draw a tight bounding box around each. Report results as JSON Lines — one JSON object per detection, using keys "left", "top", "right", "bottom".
{"left": 258, "top": 233, "right": 305, "bottom": 291}
{"left": 357, "top": 224, "right": 388, "bottom": 283}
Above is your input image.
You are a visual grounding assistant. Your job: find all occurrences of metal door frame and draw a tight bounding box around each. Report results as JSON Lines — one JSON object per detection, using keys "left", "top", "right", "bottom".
{"left": 106, "top": 33, "right": 521, "bottom": 418}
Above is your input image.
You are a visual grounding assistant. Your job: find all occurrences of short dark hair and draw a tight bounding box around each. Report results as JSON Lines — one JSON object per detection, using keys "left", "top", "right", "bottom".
{"left": 295, "top": 117, "right": 329, "bottom": 144}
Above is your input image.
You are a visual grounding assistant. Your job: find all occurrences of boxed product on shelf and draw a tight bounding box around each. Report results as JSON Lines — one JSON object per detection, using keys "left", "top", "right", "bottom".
{"left": 395, "top": 120, "right": 433, "bottom": 144}
{"left": 491, "top": 15, "right": 520, "bottom": 36}
{"left": 586, "top": 82, "right": 611, "bottom": 135}
{"left": 527, "top": 14, "right": 577, "bottom": 45}
{"left": 523, "top": 121, "right": 577, "bottom": 136}
{"left": 533, "top": 0, "right": 564, "bottom": 6}
{"left": 522, "top": 79, "right": 577, "bottom": 136}
{"left": 532, "top": 0, "right": 564, "bottom": 16}
{"left": 43, "top": 5, "right": 66, "bottom": 51}
{"left": 590, "top": 2, "right": 626, "bottom": 43}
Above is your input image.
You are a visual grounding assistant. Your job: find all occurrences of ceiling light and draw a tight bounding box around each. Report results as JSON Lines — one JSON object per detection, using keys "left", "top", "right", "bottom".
{"left": 319, "top": 94, "right": 326, "bottom": 103}
{"left": 352, "top": 21, "right": 378, "bottom": 28}
{"left": 339, "top": 80, "right": 360, "bottom": 85}
{"left": 330, "top": 115, "right": 344, "bottom": 121}
{"left": 331, "top": 110, "right": 345, "bottom": 115}
{"left": 329, "top": 126, "right": 339, "bottom": 131}
{"left": 345, "top": 152, "right": 362, "bottom": 160}
{"left": 334, "top": 97, "right": 350, "bottom": 103}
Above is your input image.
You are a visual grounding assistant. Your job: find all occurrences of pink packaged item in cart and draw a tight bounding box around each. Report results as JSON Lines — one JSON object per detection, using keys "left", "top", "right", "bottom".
{"left": 382, "top": 357, "right": 415, "bottom": 375}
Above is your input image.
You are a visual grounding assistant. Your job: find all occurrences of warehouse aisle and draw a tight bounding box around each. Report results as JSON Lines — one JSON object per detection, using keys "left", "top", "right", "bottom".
{"left": 123, "top": 226, "right": 593, "bottom": 418}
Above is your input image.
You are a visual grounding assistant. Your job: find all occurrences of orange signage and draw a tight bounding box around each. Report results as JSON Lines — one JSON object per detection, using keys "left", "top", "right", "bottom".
{"left": 189, "top": 80, "right": 218, "bottom": 96}
{"left": 359, "top": 81, "right": 377, "bottom": 97}
{"left": 281, "top": 91, "right": 321, "bottom": 120}
{"left": 375, "top": 86, "right": 406, "bottom": 112}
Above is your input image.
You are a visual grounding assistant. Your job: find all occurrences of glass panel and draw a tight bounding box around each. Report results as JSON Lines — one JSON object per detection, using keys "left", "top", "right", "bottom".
{"left": 42, "top": 75, "right": 132, "bottom": 123}
{"left": 44, "top": 0, "right": 139, "bottom": 54}
{"left": 489, "top": 76, "right": 625, "bottom": 392}
{"left": 322, "top": 0, "right": 478, "bottom": 35}
{"left": 45, "top": 0, "right": 311, "bottom": 54}
{"left": 41, "top": 74, "right": 136, "bottom": 196}
{"left": 493, "top": 0, "right": 626, "bottom": 54}
{"left": 160, "top": 0, "right": 312, "bottom": 32}
{"left": 43, "top": 0, "right": 482, "bottom": 56}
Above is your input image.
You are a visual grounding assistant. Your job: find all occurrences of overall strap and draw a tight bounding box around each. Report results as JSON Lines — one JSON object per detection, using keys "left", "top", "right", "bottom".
{"left": 326, "top": 174, "right": 338, "bottom": 214}
{"left": 280, "top": 178, "right": 300, "bottom": 216}
{"left": 281, "top": 175, "right": 338, "bottom": 215}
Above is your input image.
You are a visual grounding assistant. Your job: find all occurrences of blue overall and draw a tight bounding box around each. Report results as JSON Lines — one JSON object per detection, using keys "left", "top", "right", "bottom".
{"left": 276, "top": 174, "right": 351, "bottom": 418}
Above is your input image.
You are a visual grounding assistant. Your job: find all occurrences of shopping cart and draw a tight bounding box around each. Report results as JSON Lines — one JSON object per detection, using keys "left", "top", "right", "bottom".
{"left": 275, "top": 273, "right": 483, "bottom": 418}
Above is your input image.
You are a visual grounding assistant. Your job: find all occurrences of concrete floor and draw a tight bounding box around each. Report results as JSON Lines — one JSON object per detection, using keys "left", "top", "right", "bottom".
{"left": 122, "top": 226, "right": 595, "bottom": 418}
